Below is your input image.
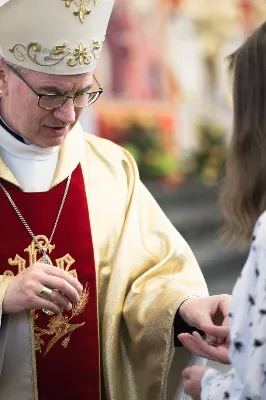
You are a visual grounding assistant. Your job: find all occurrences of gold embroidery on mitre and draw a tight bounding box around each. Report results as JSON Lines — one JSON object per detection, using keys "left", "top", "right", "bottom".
{"left": 9, "top": 43, "right": 71, "bottom": 67}
{"left": 32, "top": 284, "right": 90, "bottom": 355}
{"left": 9, "top": 39, "right": 103, "bottom": 68}
{"left": 67, "top": 41, "right": 101, "bottom": 67}
{"left": 63, "top": 0, "right": 98, "bottom": 23}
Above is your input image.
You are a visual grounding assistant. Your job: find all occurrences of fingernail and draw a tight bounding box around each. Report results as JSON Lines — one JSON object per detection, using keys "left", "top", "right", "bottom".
{"left": 68, "top": 304, "right": 72, "bottom": 311}
{"left": 78, "top": 284, "right": 83, "bottom": 291}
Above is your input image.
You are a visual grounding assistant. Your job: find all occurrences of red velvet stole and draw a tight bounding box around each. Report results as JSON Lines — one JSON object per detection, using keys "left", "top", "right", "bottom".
{"left": 0, "top": 164, "right": 100, "bottom": 400}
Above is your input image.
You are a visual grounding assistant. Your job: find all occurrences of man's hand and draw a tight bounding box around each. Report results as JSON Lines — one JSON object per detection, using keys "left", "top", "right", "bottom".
{"left": 178, "top": 295, "right": 231, "bottom": 363}
{"left": 182, "top": 365, "right": 213, "bottom": 400}
{"left": 179, "top": 295, "right": 231, "bottom": 329}
{"left": 3, "top": 263, "right": 83, "bottom": 314}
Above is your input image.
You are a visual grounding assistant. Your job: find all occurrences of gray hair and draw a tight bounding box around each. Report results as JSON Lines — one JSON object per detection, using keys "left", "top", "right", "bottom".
{"left": 0, "top": 54, "right": 29, "bottom": 75}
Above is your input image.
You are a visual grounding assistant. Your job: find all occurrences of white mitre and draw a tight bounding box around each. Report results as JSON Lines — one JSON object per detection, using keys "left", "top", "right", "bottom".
{"left": 0, "top": 0, "right": 114, "bottom": 75}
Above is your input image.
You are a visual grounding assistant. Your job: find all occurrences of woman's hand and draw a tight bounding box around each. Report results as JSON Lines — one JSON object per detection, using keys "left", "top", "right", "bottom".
{"left": 182, "top": 365, "right": 213, "bottom": 400}
{"left": 178, "top": 324, "right": 231, "bottom": 364}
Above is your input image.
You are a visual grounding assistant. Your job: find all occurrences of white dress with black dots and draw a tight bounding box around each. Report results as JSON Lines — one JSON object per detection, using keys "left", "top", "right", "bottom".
{"left": 201, "top": 211, "right": 266, "bottom": 400}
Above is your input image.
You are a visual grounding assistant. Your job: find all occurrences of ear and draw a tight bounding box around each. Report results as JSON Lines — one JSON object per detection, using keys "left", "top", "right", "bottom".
{"left": 0, "top": 60, "right": 9, "bottom": 96}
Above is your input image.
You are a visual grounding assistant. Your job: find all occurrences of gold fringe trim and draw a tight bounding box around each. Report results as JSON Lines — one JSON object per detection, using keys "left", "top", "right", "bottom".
{"left": 0, "top": 275, "right": 14, "bottom": 306}
{"left": 28, "top": 311, "right": 39, "bottom": 400}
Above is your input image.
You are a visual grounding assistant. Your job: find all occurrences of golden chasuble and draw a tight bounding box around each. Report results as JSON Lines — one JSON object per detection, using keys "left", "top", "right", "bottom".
{"left": 0, "top": 125, "right": 209, "bottom": 399}
{"left": 0, "top": 164, "right": 100, "bottom": 400}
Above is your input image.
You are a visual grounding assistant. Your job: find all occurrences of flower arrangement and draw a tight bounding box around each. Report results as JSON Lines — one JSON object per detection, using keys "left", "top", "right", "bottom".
{"left": 97, "top": 110, "right": 180, "bottom": 183}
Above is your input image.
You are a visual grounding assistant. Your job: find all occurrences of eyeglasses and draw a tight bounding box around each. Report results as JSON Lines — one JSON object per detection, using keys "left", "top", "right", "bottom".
{"left": 7, "top": 63, "right": 103, "bottom": 110}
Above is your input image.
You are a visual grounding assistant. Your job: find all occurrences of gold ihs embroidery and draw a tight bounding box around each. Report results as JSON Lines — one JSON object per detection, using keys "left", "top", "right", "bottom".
{"left": 5, "top": 235, "right": 77, "bottom": 278}
{"left": 63, "top": 0, "right": 98, "bottom": 23}
{"left": 33, "top": 284, "right": 90, "bottom": 355}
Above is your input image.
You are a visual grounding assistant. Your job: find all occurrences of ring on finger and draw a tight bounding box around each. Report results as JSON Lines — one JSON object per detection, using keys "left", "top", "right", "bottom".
{"left": 39, "top": 286, "right": 53, "bottom": 301}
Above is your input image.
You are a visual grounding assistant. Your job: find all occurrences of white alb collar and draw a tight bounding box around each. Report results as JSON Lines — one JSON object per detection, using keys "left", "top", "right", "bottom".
{"left": 0, "top": 119, "right": 60, "bottom": 161}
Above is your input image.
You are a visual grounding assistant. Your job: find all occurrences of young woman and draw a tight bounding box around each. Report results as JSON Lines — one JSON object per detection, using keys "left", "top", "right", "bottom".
{"left": 179, "top": 21, "right": 266, "bottom": 400}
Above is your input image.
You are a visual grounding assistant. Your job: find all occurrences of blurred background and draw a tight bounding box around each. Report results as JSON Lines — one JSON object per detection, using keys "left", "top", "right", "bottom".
{"left": 80, "top": 0, "right": 266, "bottom": 297}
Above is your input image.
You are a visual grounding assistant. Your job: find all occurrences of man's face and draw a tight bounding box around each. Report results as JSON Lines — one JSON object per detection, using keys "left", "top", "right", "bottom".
{"left": 0, "top": 62, "right": 93, "bottom": 147}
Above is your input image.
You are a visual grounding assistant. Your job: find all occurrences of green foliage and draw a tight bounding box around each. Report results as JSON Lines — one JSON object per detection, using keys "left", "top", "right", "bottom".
{"left": 188, "top": 122, "right": 227, "bottom": 185}
{"left": 122, "top": 122, "right": 177, "bottom": 181}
